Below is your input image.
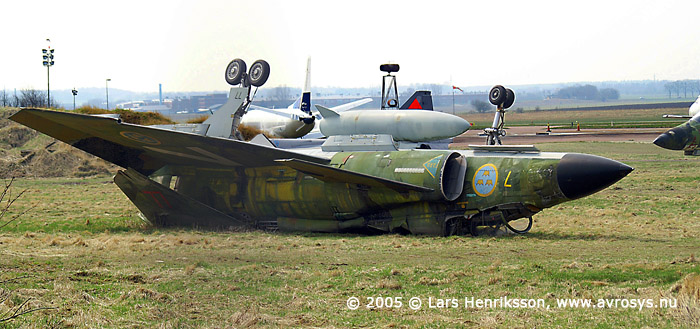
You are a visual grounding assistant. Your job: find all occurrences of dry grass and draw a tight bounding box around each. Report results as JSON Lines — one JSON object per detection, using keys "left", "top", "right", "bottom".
{"left": 238, "top": 124, "right": 267, "bottom": 141}
{"left": 0, "top": 140, "right": 698, "bottom": 327}
{"left": 186, "top": 115, "right": 209, "bottom": 124}
{"left": 74, "top": 106, "right": 175, "bottom": 125}
{"left": 112, "top": 109, "right": 174, "bottom": 125}
{"left": 74, "top": 105, "right": 111, "bottom": 115}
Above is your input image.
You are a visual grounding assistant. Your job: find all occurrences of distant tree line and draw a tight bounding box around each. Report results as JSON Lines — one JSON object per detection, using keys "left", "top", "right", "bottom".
{"left": 471, "top": 100, "right": 492, "bottom": 113}
{"left": 552, "top": 84, "right": 620, "bottom": 101}
{"left": 664, "top": 80, "right": 700, "bottom": 98}
{"left": 1, "top": 89, "right": 57, "bottom": 108}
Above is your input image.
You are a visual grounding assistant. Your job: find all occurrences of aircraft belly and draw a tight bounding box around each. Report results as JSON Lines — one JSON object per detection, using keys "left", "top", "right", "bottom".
{"left": 274, "top": 121, "right": 314, "bottom": 138}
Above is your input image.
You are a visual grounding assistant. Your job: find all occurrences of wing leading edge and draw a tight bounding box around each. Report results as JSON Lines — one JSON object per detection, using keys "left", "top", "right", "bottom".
{"left": 10, "top": 108, "right": 329, "bottom": 175}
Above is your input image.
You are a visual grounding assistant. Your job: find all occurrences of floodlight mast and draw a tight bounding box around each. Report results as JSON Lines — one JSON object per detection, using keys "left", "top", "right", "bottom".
{"left": 71, "top": 89, "right": 78, "bottom": 110}
{"left": 42, "top": 41, "right": 55, "bottom": 108}
{"left": 106, "top": 79, "right": 111, "bottom": 109}
{"left": 380, "top": 64, "right": 400, "bottom": 110}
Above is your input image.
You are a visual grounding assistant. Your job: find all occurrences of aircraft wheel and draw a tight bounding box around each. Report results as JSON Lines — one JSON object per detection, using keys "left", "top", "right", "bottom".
{"left": 502, "top": 216, "right": 533, "bottom": 234}
{"left": 444, "top": 217, "right": 463, "bottom": 236}
{"left": 225, "top": 59, "right": 247, "bottom": 85}
{"left": 503, "top": 88, "right": 515, "bottom": 109}
{"left": 247, "top": 60, "right": 271, "bottom": 87}
{"left": 469, "top": 219, "right": 479, "bottom": 236}
{"left": 489, "top": 85, "right": 507, "bottom": 106}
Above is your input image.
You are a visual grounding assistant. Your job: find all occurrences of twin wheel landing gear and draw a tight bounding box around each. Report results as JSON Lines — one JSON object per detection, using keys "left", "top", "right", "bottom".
{"left": 484, "top": 85, "right": 516, "bottom": 145}
{"left": 225, "top": 58, "right": 270, "bottom": 87}
{"left": 222, "top": 58, "right": 271, "bottom": 140}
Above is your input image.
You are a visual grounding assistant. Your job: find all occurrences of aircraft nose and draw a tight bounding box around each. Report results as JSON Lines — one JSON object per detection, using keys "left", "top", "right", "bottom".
{"left": 653, "top": 128, "right": 687, "bottom": 150}
{"left": 556, "top": 154, "right": 633, "bottom": 200}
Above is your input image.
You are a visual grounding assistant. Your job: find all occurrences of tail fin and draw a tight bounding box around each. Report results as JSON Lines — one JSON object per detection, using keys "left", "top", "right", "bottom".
{"left": 203, "top": 87, "right": 247, "bottom": 138}
{"left": 299, "top": 91, "right": 311, "bottom": 114}
{"left": 400, "top": 90, "right": 433, "bottom": 111}
{"left": 303, "top": 56, "right": 311, "bottom": 92}
{"left": 690, "top": 95, "right": 700, "bottom": 117}
{"left": 288, "top": 57, "right": 313, "bottom": 113}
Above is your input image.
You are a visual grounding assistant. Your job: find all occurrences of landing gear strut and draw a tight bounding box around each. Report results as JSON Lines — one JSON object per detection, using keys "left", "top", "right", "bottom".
{"left": 484, "top": 85, "right": 515, "bottom": 145}
{"left": 223, "top": 58, "right": 271, "bottom": 140}
{"left": 462, "top": 203, "right": 536, "bottom": 236}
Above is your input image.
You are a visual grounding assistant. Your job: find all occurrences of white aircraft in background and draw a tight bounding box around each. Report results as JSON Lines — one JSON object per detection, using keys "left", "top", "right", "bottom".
{"left": 240, "top": 57, "right": 371, "bottom": 138}
{"left": 689, "top": 95, "right": 699, "bottom": 117}
{"left": 663, "top": 95, "right": 700, "bottom": 119}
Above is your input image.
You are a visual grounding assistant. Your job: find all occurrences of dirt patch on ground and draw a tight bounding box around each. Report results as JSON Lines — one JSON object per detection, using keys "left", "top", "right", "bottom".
{"left": 0, "top": 141, "right": 116, "bottom": 178}
{"left": 0, "top": 108, "right": 117, "bottom": 178}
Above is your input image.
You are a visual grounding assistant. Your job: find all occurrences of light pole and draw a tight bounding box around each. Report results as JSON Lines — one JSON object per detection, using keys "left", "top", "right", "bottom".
{"left": 105, "top": 78, "right": 111, "bottom": 110}
{"left": 42, "top": 39, "right": 55, "bottom": 108}
{"left": 71, "top": 88, "right": 78, "bottom": 110}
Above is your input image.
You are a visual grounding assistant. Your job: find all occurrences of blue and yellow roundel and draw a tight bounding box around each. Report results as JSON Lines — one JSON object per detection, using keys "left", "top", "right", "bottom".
{"left": 472, "top": 164, "right": 498, "bottom": 197}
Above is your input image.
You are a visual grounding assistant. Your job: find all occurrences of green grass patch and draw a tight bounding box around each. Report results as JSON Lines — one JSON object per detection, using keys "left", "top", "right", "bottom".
{"left": 0, "top": 142, "right": 699, "bottom": 327}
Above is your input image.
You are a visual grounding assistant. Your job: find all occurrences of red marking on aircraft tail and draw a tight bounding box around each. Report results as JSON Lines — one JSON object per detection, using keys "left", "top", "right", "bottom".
{"left": 408, "top": 98, "right": 422, "bottom": 109}
{"left": 142, "top": 191, "right": 172, "bottom": 208}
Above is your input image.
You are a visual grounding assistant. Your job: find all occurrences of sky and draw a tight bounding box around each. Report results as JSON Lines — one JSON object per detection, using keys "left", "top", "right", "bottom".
{"left": 2, "top": 0, "right": 700, "bottom": 93}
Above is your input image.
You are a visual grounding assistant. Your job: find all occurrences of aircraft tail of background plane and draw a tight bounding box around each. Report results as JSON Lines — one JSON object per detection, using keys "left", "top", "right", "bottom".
{"left": 288, "top": 57, "right": 313, "bottom": 114}
{"left": 690, "top": 95, "right": 700, "bottom": 117}
{"left": 400, "top": 90, "right": 433, "bottom": 110}
{"left": 662, "top": 94, "right": 700, "bottom": 119}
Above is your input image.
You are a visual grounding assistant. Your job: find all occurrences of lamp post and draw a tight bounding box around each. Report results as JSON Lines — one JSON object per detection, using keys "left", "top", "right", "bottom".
{"left": 42, "top": 39, "right": 55, "bottom": 108}
{"left": 105, "top": 78, "right": 111, "bottom": 110}
{"left": 71, "top": 88, "right": 78, "bottom": 110}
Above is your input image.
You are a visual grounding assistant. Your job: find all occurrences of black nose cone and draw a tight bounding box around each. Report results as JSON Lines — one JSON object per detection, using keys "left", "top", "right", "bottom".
{"left": 557, "top": 154, "right": 633, "bottom": 200}
{"left": 653, "top": 128, "right": 688, "bottom": 151}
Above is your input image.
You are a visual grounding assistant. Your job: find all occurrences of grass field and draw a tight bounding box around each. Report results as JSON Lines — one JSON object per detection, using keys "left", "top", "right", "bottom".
{"left": 0, "top": 142, "right": 699, "bottom": 328}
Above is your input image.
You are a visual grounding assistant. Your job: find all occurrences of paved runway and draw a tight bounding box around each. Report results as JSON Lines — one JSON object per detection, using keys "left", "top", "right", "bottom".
{"left": 452, "top": 126, "right": 666, "bottom": 146}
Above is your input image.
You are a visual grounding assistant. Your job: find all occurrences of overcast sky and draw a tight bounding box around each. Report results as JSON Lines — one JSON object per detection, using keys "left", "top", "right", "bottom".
{"left": 2, "top": 0, "right": 699, "bottom": 93}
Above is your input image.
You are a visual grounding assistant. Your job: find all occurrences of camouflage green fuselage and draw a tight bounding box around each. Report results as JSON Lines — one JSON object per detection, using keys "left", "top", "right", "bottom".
{"left": 654, "top": 115, "right": 700, "bottom": 155}
{"left": 173, "top": 150, "right": 565, "bottom": 235}
{"left": 10, "top": 109, "right": 632, "bottom": 236}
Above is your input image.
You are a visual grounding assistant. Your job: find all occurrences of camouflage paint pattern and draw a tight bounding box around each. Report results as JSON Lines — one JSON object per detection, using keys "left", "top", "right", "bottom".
{"left": 654, "top": 114, "right": 700, "bottom": 155}
{"left": 11, "top": 109, "right": 632, "bottom": 236}
{"left": 170, "top": 151, "right": 568, "bottom": 235}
